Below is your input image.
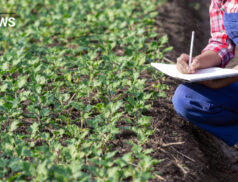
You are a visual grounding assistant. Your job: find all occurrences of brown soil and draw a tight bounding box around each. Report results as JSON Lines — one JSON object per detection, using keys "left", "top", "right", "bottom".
{"left": 158, "top": 0, "right": 210, "bottom": 59}
{"left": 112, "top": 0, "right": 238, "bottom": 181}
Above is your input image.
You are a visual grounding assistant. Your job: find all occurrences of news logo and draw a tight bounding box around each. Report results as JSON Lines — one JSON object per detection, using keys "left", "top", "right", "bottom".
{"left": 0, "top": 13, "right": 16, "bottom": 27}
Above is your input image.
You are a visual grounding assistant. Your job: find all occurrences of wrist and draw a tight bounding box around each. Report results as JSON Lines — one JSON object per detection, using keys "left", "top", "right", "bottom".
{"left": 194, "top": 51, "right": 222, "bottom": 69}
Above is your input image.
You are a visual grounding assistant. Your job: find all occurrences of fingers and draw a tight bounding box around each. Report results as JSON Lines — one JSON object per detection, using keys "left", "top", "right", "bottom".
{"left": 179, "top": 54, "right": 189, "bottom": 63}
{"left": 176, "top": 54, "right": 193, "bottom": 74}
{"left": 176, "top": 59, "right": 189, "bottom": 73}
{"left": 190, "top": 57, "right": 200, "bottom": 72}
{"left": 176, "top": 54, "right": 202, "bottom": 74}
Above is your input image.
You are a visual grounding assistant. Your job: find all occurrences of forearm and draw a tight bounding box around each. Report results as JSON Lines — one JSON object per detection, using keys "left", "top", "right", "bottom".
{"left": 205, "top": 76, "right": 238, "bottom": 89}
{"left": 194, "top": 50, "right": 222, "bottom": 69}
{"left": 176, "top": 51, "right": 223, "bottom": 74}
{"left": 199, "top": 64, "right": 238, "bottom": 89}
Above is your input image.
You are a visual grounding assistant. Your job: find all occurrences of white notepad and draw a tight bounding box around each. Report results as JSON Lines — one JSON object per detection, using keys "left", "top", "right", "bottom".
{"left": 151, "top": 63, "right": 238, "bottom": 82}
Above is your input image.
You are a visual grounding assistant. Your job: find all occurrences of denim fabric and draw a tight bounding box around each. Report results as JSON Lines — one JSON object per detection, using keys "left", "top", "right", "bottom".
{"left": 172, "top": 83, "right": 238, "bottom": 146}
{"left": 223, "top": 11, "right": 238, "bottom": 46}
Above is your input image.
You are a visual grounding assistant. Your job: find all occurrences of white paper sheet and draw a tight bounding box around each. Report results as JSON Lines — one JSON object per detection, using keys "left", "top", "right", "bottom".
{"left": 151, "top": 63, "right": 238, "bottom": 82}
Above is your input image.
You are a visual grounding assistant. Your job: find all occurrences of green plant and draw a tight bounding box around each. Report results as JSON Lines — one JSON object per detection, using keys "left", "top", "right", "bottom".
{"left": 0, "top": 0, "right": 171, "bottom": 181}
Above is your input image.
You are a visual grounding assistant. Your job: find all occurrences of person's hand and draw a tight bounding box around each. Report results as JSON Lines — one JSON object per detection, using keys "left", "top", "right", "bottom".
{"left": 176, "top": 53, "right": 200, "bottom": 74}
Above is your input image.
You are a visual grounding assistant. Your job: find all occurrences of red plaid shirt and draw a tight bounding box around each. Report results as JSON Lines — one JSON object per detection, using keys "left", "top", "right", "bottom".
{"left": 202, "top": 0, "right": 238, "bottom": 67}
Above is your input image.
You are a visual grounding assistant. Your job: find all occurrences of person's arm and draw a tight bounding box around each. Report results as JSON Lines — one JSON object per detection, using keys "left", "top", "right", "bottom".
{"left": 176, "top": 50, "right": 222, "bottom": 74}
{"left": 202, "top": 0, "right": 235, "bottom": 67}
{"left": 176, "top": 0, "right": 235, "bottom": 74}
{"left": 199, "top": 65, "right": 238, "bottom": 88}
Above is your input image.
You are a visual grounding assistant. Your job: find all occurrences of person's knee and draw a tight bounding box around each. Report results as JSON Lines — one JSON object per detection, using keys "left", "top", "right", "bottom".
{"left": 172, "top": 84, "right": 192, "bottom": 119}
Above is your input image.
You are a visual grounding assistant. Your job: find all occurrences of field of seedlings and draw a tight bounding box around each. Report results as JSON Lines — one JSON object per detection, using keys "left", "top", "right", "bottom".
{"left": 0, "top": 0, "right": 173, "bottom": 181}
{"left": 1, "top": 0, "right": 238, "bottom": 181}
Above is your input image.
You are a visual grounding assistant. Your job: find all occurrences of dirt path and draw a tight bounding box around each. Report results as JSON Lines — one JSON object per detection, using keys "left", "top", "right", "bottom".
{"left": 146, "top": 0, "right": 238, "bottom": 181}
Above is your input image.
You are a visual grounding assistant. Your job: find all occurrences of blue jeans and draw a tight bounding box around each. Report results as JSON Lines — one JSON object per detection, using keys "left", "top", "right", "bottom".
{"left": 172, "top": 82, "right": 238, "bottom": 146}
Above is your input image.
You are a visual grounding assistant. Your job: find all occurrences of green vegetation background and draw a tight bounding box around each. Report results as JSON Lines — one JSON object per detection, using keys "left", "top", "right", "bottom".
{"left": 0, "top": 0, "right": 172, "bottom": 181}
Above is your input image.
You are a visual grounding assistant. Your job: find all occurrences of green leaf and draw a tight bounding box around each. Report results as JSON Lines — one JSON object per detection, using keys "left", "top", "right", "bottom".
{"left": 2, "top": 62, "right": 9, "bottom": 71}
{"left": 17, "top": 77, "right": 27, "bottom": 88}
{"left": 9, "top": 120, "right": 20, "bottom": 132}
{"left": 138, "top": 116, "right": 151, "bottom": 127}
{"left": 30, "top": 122, "right": 39, "bottom": 138}
{"left": 0, "top": 83, "right": 8, "bottom": 92}
{"left": 35, "top": 75, "right": 46, "bottom": 85}
{"left": 159, "top": 35, "right": 168, "bottom": 45}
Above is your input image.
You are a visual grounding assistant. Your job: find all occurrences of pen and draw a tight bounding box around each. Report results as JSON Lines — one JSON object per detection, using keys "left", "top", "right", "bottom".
{"left": 189, "top": 31, "right": 195, "bottom": 71}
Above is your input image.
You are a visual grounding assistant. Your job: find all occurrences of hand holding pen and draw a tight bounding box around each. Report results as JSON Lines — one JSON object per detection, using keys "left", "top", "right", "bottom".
{"left": 176, "top": 31, "right": 201, "bottom": 74}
